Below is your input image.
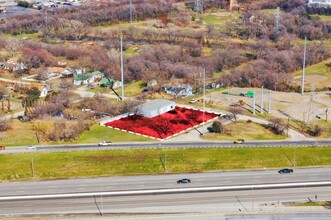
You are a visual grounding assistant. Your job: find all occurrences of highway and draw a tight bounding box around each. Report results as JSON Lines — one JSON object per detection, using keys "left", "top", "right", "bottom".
{"left": 0, "top": 167, "right": 330, "bottom": 217}
{"left": 1, "top": 140, "right": 331, "bottom": 154}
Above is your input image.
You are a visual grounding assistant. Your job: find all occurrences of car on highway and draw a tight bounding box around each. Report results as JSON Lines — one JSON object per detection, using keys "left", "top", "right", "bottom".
{"left": 0, "top": 146, "right": 5, "bottom": 150}
{"left": 278, "top": 168, "right": 294, "bottom": 174}
{"left": 98, "top": 141, "right": 112, "bottom": 146}
{"left": 233, "top": 139, "right": 245, "bottom": 144}
{"left": 177, "top": 178, "right": 191, "bottom": 184}
{"left": 26, "top": 145, "right": 36, "bottom": 150}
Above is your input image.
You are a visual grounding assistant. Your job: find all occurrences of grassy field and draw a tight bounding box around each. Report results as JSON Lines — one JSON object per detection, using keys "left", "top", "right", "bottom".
{"left": 203, "top": 12, "right": 239, "bottom": 26}
{"left": 76, "top": 125, "right": 152, "bottom": 143}
{"left": 290, "top": 201, "right": 331, "bottom": 207}
{"left": 0, "top": 120, "right": 39, "bottom": 146}
{"left": 293, "top": 59, "right": 331, "bottom": 76}
{"left": 114, "top": 80, "right": 146, "bottom": 97}
{"left": 203, "top": 121, "right": 286, "bottom": 141}
{"left": 0, "top": 146, "right": 329, "bottom": 181}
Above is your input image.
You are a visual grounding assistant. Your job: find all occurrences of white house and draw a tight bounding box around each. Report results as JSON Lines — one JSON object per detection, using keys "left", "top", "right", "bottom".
{"left": 164, "top": 83, "right": 193, "bottom": 97}
{"left": 40, "top": 85, "right": 53, "bottom": 98}
{"left": 136, "top": 99, "right": 176, "bottom": 118}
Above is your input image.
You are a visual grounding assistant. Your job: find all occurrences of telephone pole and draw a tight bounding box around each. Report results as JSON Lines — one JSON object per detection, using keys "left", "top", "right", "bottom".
{"left": 120, "top": 36, "right": 124, "bottom": 100}
{"left": 260, "top": 86, "right": 264, "bottom": 114}
{"left": 129, "top": 0, "right": 133, "bottom": 23}
{"left": 301, "top": 36, "right": 307, "bottom": 95}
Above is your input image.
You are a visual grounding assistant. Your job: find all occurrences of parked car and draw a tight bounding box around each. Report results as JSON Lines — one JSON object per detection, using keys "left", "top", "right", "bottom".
{"left": 233, "top": 139, "right": 245, "bottom": 144}
{"left": 189, "top": 99, "right": 198, "bottom": 104}
{"left": 26, "top": 145, "right": 36, "bottom": 150}
{"left": 177, "top": 178, "right": 191, "bottom": 184}
{"left": 278, "top": 168, "right": 294, "bottom": 174}
{"left": 0, "top": 146, "right": 6, "bottom": 150}
{"left": 98, "top": 141, "right": 112, "bottom": 146}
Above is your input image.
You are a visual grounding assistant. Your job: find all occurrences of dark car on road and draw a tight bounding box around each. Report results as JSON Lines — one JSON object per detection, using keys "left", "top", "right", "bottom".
{"left": 177, "top": 178, "right": 191, "bottom": 184}
{"left": 278, "top": 168, "right": 294, "bottom": 174}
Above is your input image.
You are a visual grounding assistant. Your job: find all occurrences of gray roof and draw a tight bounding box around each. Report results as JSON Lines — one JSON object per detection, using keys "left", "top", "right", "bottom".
{"left": 138, "top": 99, "right": 176, "bottom": 112}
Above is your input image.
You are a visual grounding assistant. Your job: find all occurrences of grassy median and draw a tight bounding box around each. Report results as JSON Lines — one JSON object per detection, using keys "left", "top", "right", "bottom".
{"left": 0, "top": 146, "right": 330, "bottom": 181}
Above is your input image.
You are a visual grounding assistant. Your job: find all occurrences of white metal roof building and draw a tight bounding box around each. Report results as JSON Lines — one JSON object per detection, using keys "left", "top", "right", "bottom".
{"left": 308, "top": 0, "right": 331, "bottom": 7}
{"left": 136, "top": 99, "right": 176, "bottom": 118}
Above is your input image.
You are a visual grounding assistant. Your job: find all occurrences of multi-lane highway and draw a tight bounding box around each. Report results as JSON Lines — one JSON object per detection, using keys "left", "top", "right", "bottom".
{"left": 1, "top": 140, "right": 331, "bottom": 154}
{"left": 0, "top": 167, "right": 330, "bottom": 217}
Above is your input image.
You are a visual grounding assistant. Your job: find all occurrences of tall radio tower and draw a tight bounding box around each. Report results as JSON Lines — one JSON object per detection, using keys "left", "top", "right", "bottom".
{"left": 194, "top": 0, "right": 204, "bottom": 13}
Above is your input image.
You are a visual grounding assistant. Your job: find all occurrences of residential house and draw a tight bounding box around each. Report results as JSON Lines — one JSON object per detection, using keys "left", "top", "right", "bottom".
{"left": 40, "top": 84, "right": 53, "bottom": 98}
{"left": 98, "top": 78, "right": 122, "bottom": 88}
{"left": 73, "top": 70, "right": 104, "bottom": 85}
{"left": 74, "top": 74, "right": 90, "bottom": 85}
{"left": 164, "top": 83, "right": 193, "bottom": 97}
{"left": 147, "top": 79, "right": 158, "bottom": 87}
{"left": 88, "top": 71, "right": 104, "bottom": 83}
{"left": 2, "top": 60, "right": 27, "bottom": 72}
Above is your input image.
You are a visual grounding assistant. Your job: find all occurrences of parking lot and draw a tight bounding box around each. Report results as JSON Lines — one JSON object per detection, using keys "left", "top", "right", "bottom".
{"left": 0, "top": 6, "right": 40, "bottom": 18}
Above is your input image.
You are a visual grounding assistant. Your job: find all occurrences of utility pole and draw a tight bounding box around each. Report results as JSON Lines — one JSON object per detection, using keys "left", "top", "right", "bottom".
{"left": 260, "top": 86, "right": 264, "bottom": 114}
{"left": 326, "top": 109, "right": 328, "bottom": 122}
{"left": 253, "top": 90, "right": 256, "bottom": 115}
{"left": 120, "top": 36, "right": 124, "bottom": 100}
{"left": 129, "top": 0, "right": 133, "bottom": 23}
{"left": 301, "top": 36, "right": 307, "bottom": 95}
{"left": 268, "top": 90, "right": 271, "bottom": 113}
{"left": 202, "top": 68, "right": 206, "bottom": 135}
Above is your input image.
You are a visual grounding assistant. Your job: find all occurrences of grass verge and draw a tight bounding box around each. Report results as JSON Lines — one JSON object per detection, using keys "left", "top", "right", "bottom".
{"left": 290, "top": 201, "right": 331, "bottom": 207}
{"left": 203, "top": 121, "right": 286, "bottom": 141}
{"left": 0, "top": 146, "right": 330, "bottom": 181}
{"left": 76, "top": 125, "right": 152, "bottom": 143}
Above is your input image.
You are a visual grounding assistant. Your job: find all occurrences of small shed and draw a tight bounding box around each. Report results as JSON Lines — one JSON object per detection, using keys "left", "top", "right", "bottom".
{"left": 136, "top": 99, "right": 176, "bottom": 118}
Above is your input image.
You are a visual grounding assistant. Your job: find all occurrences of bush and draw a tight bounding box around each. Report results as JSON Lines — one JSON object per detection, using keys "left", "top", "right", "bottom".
{"left": 17, "top": 1, "right": 30, "bottom": 8}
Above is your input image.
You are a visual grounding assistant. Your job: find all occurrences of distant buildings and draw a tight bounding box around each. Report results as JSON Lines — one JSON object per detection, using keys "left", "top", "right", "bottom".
{"left": 308, "top": 0, "right": 331, "bottom": 7}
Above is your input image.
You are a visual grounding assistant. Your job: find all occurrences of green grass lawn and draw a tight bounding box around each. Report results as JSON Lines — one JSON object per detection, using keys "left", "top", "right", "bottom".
{"left": 76, "top": 125, "right": 152, "bottom": 144}
{"left": 124, "top": 46, "right": 139, "bottom": 55}
{"left": 293, "top": 59, "right": 331, "bottom": 76}
{"left": 203, "top": 12, "right": 239, "bottom": 26}
{"left": 290, "top": 201, "right": 331, "bottom": 207}
{"left": 114, "top": 80, "right": 146, "bottom": 97}
{"left": 0, "top": 146, "right": 329, "bottom": 181}
{"left": 203, "top": 121, "right": 286, "bottom": 141}
{"left": 317, "top": 15, "right": 331, "bottom": 20}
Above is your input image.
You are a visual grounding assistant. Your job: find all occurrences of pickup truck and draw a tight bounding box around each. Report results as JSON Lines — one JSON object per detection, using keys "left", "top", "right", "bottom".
{"left": 98, "top": 141, "right": 112, "bottom": 146}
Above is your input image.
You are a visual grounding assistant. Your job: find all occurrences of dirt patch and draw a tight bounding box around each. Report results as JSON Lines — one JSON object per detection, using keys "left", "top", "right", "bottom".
{"left": 212, "top": 87, "right": 331, "bottom": 122}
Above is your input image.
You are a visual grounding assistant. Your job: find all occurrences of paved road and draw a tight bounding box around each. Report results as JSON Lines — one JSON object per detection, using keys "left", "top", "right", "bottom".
{"left": 0, "top": 167, "right": 330, "bottom": 197}
{"left": 1, "top": 139, "right": 330, "bottom": 154}
{"left": 0, "top": 185, "right": 330, "bottom": 216}
{"left": 0, "top": 168, "right": 330, "bottom": 217}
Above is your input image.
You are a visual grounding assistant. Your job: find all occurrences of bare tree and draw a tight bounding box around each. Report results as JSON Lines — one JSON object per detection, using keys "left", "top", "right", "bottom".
{"left": 228, "top": 107, "right": 243, "bottom": 122}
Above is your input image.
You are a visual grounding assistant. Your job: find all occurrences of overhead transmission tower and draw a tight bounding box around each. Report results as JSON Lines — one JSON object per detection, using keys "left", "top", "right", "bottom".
{"left": 194, "top": 0, "right": 204, "bottom": 13}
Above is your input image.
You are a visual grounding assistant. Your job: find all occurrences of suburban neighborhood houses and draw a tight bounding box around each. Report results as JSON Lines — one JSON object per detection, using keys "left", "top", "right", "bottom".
{"left": 0, "top": 0, "right": 330, "bottom": 219}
